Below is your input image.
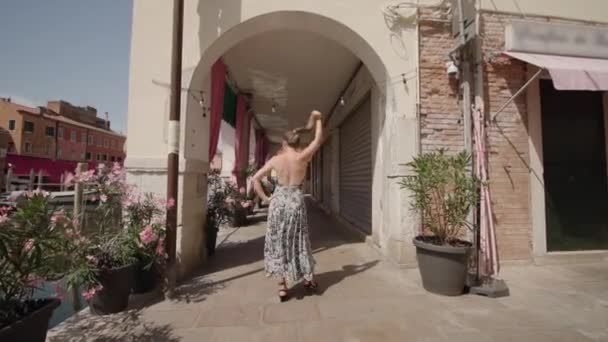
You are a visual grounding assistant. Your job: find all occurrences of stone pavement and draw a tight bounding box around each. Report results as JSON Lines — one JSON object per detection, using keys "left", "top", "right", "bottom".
{"left": 49, "top": 202, "right": 608, "bottom": 341}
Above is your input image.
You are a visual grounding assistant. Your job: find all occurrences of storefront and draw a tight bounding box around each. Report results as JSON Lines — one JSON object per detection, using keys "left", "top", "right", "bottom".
{"left": 504, "top": 20, "right": 608, "bottom": 254}
{"left": 418, "top": 6, "right": 608, "bottom": 261}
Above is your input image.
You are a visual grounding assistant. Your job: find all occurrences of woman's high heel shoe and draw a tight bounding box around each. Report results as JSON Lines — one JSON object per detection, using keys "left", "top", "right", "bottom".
{"left": 303, "top": 280, "right": 318, "bottom": 295}
{"left": 278, "top": 289, "right": 289, "bottom": 302}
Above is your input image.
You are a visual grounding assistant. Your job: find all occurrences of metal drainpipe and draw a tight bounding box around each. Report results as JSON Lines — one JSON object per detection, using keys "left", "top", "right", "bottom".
{"left": 165, "top": 0, "right": 184, "bottom": 297}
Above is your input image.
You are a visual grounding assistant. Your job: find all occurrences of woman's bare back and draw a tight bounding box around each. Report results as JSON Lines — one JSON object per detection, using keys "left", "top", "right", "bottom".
{"left": 252, "top": 110, "right": 323, "bottom": 202}
{"left": 271, "top": 150, "right": 310, "bottom": 186}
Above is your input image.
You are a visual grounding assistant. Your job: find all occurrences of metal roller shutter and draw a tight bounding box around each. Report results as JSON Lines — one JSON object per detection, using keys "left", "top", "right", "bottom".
{"left": 339, "top": 96, "right": 372, "bottom": 233}
{"left": 322, "top": 141, "right": 332, "bottom": 209}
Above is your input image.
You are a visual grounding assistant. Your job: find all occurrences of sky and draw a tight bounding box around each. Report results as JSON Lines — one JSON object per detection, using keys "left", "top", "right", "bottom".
{"left": 0, "top": 0, "right": 133, "bottom": 134}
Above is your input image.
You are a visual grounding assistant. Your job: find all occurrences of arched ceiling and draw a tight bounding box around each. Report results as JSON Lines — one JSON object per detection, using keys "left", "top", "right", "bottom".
{"left": 222, "top": 29, "right": 360, "bottom": 143}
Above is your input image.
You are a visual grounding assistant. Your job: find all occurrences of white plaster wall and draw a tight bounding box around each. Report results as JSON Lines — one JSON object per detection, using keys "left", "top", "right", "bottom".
{"left": 127, "top": 0, "right": 421, "bottom": 272}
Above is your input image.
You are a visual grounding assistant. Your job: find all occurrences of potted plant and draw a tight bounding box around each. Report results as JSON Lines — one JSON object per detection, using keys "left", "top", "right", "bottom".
{"left": 0, "top": 191, "right": 73, "bottom": 342}
{"left": 224, "top": 183, "right": 250, "bottom": 227}
{"left": 65, "top": 164, "right": 137, "bottom": 314}
{"left": 122, "top": 192, "right": 169, "bottom": 294}
{"left": 206, "top": 171, "right": 231, "bottom": 256}
{"left": 399, "top": 150, "right": 479, "bottom": 296}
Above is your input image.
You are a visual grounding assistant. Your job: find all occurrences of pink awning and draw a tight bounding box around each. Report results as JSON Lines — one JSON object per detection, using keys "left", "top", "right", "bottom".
{"left": 504, "top": 51, "right": 608, "bottom": 91}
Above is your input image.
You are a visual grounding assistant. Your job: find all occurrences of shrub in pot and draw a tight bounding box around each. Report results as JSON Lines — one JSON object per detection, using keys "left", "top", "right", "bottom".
{"left": 123, "top": 192, "right": 170, "bottom": 294}
{"left": 399, "top": 150, "right": 479, "bottom": 296}
{"left": 65, "top": 164, "right": 138, "bottom": 314}
{"left": 0, "top": 191, "right": 74, "bottom": 342}
{"left": 206, "top": 171, "right": 231, "bottom": 256}
{"left": 224, "top": 182, "right": 250, "bottom": 228}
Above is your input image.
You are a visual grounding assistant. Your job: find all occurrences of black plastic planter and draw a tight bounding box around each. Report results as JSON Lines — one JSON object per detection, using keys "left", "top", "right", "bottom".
{"left": 89, "top": 263, "right": 135, "bottom": 315}
{"left": 413, "top": 236, "right": 472, "bottom": 296}
{"left": 132, "top": 261, "right": 158, "bottom": 294}
{"left": 230, "top": 207, "right": 248, "bottom": 227}
{"left": 206, "top": 217, "right": 219, "bottom": 256}
{"left": 0, "top": 298, "right": 60, "bottom": 342}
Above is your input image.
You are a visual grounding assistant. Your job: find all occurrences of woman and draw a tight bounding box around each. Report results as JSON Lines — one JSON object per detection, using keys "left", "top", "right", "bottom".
{"left": 252, "top": 109, "right": 323, "bottom": 302}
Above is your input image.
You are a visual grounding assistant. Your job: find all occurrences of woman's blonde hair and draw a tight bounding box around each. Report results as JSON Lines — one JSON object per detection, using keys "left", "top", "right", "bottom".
{"left": 283, "top": 127, "right": 309, "bottom": 148}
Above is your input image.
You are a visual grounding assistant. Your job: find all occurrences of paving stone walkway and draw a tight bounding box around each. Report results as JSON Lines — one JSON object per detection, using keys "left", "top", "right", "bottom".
{"left": 49, "top": 201, "right": 608, "bottom": 341}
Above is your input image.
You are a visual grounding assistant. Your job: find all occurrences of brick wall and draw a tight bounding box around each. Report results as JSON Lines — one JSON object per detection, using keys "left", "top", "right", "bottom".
{"left": 481, "top": 13, "right": 532, "bottom": 260}
{"left": 418, "top": 8, "right": 532, "bottom": 260}
{"left": 418, "top": 7, "right": 463, "bottom": 154}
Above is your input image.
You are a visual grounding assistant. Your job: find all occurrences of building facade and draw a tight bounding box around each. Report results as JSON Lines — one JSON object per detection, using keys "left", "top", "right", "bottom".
{"left": 417, "top": 2, "right": 608, "bottom": 260}
{"left": 0, "top": 97, "right": 126, "bottom": 182}
{"left": 126, "top": 0, "right": 608, "bottom": 278}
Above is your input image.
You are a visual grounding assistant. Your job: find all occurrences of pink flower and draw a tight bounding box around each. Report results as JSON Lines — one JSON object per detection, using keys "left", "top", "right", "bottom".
{"left": 74, "top": 236, "right": 88, "bottom": 246}
{"left": 151, "top": 215, "right": 165, "bottom": 226}
{"left": 32, "top": 189, "right": 49, "bottom": 198}
{"left": 90, "top": 195, "right": 98, "bottom": 202}
{"left": 24, "top": 239, "right": 35, "bottom": 252}
{"left": 64, "top": 173, "right": 75, "bottom": 185}
{"left": 51, "top": 209, "right": 65, "bottom": 224}
{"left": 166, "top": 198, "right": 175, "bottom": 210}
{"left": 100, "top": 194, "right": 108, "bottom": 203}
{"left": 76, "top": 169, "right": 96, "bottom": 183}
{"left": 52, "top": 282, "right": 67, "bottom": 300}
{"left": 86, "top": 255, "right": 98, "bottom": 264}
{"left": 8, "top": 191, "right": 22, "bottom": 202}
{"left": 156, "top": 237, "right": 165, "bottom": 257}
{"left": 239, "top": 187, "right": 246, "bottom": 194}
{"left": 225, "top": 197, "right": 234, "bottom": 205}
{"left": 139, "top": 225, "right": 158, "bottom": 245}
{"left": 82, "top": 284, "right": 103, "bottom": 300}
{"left": 241, "top": 201, "right": 250, "bottom": 208}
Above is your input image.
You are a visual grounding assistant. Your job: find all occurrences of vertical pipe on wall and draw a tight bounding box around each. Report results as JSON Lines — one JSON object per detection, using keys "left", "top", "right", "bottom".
{"left": 165, "top": 0, "right": 184, "bottom": 296}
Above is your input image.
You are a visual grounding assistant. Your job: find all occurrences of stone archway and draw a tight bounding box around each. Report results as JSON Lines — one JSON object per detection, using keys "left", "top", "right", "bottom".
{"left": 177, "top": 10, "right": 391, "bottom": 277}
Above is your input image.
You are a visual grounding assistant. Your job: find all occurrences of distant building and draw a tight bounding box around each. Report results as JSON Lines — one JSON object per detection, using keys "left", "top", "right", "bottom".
{"left": 0, "top": 97, "right": 126, "bottom": 183}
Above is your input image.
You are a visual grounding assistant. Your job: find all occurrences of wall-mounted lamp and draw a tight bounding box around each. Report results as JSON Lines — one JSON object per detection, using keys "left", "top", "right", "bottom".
{"left": 340, "top": 96, "right": 345, "bottom": 106}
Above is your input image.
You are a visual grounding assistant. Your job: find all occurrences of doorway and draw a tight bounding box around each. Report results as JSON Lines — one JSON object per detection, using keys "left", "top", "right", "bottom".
{"left": 540, "top": 79, "right": 608, "bottom": 251}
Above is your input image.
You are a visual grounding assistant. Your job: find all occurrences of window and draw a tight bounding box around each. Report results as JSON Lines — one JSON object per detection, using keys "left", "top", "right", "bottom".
{"left": 88, "top": 135, "right": 94, "bottom": 145}
{"left": 24, "top": 121, "right": 34, "bottom": 133}
{"left": 45, "top": 126, "right": 55, "bottom": 137}
{"left": 110, "top": 156, "right": 116, "bottom": 162}
{"left": 117, "top": 157, "right": 122, "bottom": 163}
{"left": 96, "top": 154, "right": 101, "bottom": 161}
{"left": 58, "top": 127, "right": 64, "bottom": 139}
{"left": 25, "top": 142, "right": 32, "bottom": 153}
{"left": 8, "top": 120, "right": 15, "bottom": 131}
{"left": 102, "top": 154, "right": 107, "bottom": 161}
{"left": 81, "top": 132, "right": 87, "bottom": 144}
{"left": 70, "top": 131, "right": 76, "bottom": 142}
{"left": 85, "top": 152, "right": 92, "bottom": 161}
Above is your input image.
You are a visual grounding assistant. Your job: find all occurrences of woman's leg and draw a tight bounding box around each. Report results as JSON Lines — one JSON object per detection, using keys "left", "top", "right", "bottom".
{"left": 278, "top": 277, "right": 289, "bottom": 302}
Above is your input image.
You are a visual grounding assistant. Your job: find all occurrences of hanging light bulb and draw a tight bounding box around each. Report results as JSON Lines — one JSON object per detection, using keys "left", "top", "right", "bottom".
{"left": 340, "top": 96, "right": 345, "bottom": 106}
{"left": 271, "top": 103, "right": 276, "bottom": 113}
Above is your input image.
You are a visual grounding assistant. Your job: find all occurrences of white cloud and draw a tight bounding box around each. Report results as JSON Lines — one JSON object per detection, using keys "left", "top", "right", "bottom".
{"left": 0, "top": 93, "right": 41, "bottom": 108}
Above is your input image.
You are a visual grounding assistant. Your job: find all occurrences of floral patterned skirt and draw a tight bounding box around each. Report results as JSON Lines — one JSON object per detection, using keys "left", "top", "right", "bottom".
{"left": 264, "top": 185, "right": 316, "bottom": 282}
